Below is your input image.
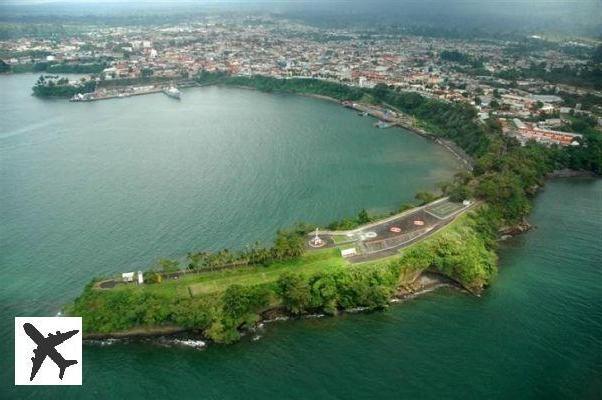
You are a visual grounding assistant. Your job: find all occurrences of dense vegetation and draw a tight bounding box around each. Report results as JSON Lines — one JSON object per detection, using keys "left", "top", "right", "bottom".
{"left": 69, "top": 260, "right": 395, "bottom": 342}
{"left": 559, "top": 92, "right": 602, "bottom": 112}
{"left": 205, "top": 73, "right": 366, "bottom": 101}
{"left": 68, "top": 72, "right": 601, "bottom": 343}
{"left": 32, "top": 75, "right": 96, "bottom": 97}
{"left": 143, "top": 227, "right": 309, "bottom": 284}
{"left": 2, "top": 61, "right": 107, "bottom": 74}
{"left": 495, "top": 63, "right": 602, "bottom": 90}
{"left": 69, "top": 209, "right": 497, "bottom": 343}
{"left": 47, "top": 62, "right": 107, "bottom": 74}
{"left": 440, "top": 50, "right": 484, "bottom": 69}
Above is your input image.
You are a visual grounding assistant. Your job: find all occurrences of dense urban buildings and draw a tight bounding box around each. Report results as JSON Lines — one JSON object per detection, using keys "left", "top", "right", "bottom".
{"left": 2, "top": 15, "right": 600, "bottom": 147}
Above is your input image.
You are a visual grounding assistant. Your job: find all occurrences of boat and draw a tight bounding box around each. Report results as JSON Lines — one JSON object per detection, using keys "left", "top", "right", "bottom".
{"left": 375, "top": 120, "right": 392, "bottom": 129}
{"left": 163, "top": 86, "right": 181, "bottom": 100}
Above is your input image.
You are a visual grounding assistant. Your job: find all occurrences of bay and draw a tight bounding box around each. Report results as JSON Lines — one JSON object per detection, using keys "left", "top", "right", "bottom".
{"left": 1, "top": 74, "right": 600, "bottom": 399}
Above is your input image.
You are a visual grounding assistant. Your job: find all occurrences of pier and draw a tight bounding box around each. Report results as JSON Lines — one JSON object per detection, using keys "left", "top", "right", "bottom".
{"left": 70, "top": 80, "right": 199, "bottom": 102}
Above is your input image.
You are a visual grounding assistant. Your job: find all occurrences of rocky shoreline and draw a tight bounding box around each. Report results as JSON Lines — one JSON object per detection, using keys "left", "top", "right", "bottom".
{"left": 546, "top": 169, "right": 597, "bottom": 178}
{"left": 83, "top": 271, "right": 461, "bottom": 343}
{"left": 81, "top": 211, "right": 538, "bottom": 345}
{"left": 499, "top": 218, "right": 534, "bottom": 240}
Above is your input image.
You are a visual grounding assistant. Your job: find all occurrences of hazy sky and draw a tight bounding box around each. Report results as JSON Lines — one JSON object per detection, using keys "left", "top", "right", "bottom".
{"left": 1, "top": 0, "right": 599, "bottom": 5}
{"left": 1, "top": 0, "right": 600, "bottom": 35}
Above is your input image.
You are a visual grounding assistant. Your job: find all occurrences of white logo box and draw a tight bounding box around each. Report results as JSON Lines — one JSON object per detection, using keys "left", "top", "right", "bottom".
{"left": 15, "top": 317, "right": 82, "bottom": 386}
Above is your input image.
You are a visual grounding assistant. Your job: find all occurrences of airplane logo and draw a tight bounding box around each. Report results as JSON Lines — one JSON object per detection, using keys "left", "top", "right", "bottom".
{"left": 15, "top": 317, "right": 82, "bottom": 385}
{"left": 24, "top": 323, "right": 79, "bottom": 381}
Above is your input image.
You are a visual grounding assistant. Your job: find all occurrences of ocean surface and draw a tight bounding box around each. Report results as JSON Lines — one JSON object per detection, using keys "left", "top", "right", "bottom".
{"left": 1, "top": 74, "right": 600, "bottom": 399}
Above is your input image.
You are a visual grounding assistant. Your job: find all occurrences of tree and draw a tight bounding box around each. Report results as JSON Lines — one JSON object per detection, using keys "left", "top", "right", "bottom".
{"left": 156, "top": 259, "right": 179, "bottom": 273}
{"left": 415, "top": 191, "right": 437, "bottom": 205}
{"left": 276, "top": 272, "right": 311, "bottom": 314}
{"left": 205, "top": 320, "right": 240, "bottom": 344}
{"left": 273, "top": 230, "right": 304, "bottom": 260}
{"left": 171, "top": 298, "right": 211, "bottom": 328}
{"left": 448, "top": 184, "right": 470, "bottom": 203}
{"left": 357, "top": 208, "right": 370, "bottom": 224}
{"left": 222, "top": 284, "right": 269, "bottom": 321}
{"left": 222, "top": 284, "right": 251, "bottom": 320}
{"left": 143, "top": 272, "right": 162, "bottom": 284}
{"left": 308, "top": 273, "right": 339, "bottom": 314}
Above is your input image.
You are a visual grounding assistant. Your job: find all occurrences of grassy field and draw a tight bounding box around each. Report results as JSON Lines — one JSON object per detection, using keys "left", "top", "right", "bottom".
{"left": 331, "top": 234, "right": 353, "bottom": 244}
{"left": 108, "top": 248, "right": 349, "bottom": 298}
{"left": 102, "top": 207, "right": 476, "bottom": 301}
{"left": 96, "top": 197, "right": 477, "bottom": 300}
{"left": 73, "top": 206, "right": 492, "bottom": 339}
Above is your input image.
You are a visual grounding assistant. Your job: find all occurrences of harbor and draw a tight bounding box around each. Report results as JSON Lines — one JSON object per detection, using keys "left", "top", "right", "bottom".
{"left": 70, "top": 83, "right": 186, "bottom": 102}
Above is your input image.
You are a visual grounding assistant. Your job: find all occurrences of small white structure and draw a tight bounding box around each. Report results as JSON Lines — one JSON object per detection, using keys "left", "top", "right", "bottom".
{"left": 122, "top": 272, "right": 135, "bottom": 283}
{"left": 137, "top": 271, "right": 144, "bottom": 285}
{"left": 341, "top": 247, "right": 357, "bottom": 258}
{"left": 463, "top": 200, "right": 471, "bottom": 206}
{"left": 308, "top": 228, "right": 325, "bottom": 248}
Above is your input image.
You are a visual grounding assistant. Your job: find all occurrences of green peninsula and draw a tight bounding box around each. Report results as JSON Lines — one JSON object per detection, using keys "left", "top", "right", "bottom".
{"left": 68, "top": 74, "right": 601, "bottom": 344}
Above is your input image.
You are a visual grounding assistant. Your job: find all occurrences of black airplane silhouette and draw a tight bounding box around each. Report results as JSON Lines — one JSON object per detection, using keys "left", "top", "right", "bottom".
{"left": 23, "top": 322, "right": 79, "bottom": 381}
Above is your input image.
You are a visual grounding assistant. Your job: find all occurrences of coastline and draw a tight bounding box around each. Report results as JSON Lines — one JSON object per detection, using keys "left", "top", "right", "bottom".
{"left": 83, "top": 271, "right": 461, "bottom": 342}
{"left": 546, "top": 169, "right": 597, "bottom": 178}
{"left": 33, "top": 75, "right": 472, "bottom": 170}
{"left": 216, "top": 83, "right": 473, "bottom": 169}
{"left": 66, "top": 76, "right": 600, "bottom": 348}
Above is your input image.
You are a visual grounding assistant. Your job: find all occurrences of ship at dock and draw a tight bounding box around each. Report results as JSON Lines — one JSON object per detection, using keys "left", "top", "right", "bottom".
{"left": 163, "top": 86, "right": 181, "bottom": 100}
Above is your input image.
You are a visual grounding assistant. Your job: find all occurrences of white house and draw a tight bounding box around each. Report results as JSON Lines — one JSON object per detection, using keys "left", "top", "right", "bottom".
{"left": 341, "top": 248, "right": 357, "bottom": 257}
{"left": 122, "top": 272, "right": 135, "bottom": 282}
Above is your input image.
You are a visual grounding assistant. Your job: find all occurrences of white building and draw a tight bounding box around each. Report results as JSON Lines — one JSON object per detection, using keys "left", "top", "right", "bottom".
{"left": 341, "top": 248, "right": 357, "bottom": 257}
{"left": 122, "top": 272, "right": 135, "bottom": 282}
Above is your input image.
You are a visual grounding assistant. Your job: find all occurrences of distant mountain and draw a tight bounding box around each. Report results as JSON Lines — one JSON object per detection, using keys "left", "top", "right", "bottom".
{"left": 1, "top": 0, "right": 600, "bottom": 37}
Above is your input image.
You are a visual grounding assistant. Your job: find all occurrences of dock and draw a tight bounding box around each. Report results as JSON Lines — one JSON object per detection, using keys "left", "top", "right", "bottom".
{"left": 71, "top": 87, "right": 164, "bottom": 102}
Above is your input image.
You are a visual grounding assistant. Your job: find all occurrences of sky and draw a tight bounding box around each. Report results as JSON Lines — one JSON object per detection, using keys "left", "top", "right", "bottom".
{"left": 0, "top": 0, "right": 600, "bottom": 36}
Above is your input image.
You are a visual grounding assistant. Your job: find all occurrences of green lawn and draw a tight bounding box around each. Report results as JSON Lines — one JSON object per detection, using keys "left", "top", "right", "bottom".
{"left": 332, "top": 234, "right": 354, "bottom": 244}
{"left": 109, "top": 248, "right": 349, "bottom": 298}
{"left": 102, "top": 208, "right": 475, "bottom": 301}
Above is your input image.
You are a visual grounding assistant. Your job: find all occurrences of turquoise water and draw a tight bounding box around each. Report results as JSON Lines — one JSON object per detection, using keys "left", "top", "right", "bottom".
{"left": 1, "top": 75, "right": 601, "bottom": 399}
{"left": 0, "top": 73, "right": 460, "bottom": 395}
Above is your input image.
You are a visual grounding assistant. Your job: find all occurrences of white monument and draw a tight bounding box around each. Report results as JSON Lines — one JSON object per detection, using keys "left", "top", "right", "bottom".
{"left": 308, "top": 228, "right": 325, "bottom": 248}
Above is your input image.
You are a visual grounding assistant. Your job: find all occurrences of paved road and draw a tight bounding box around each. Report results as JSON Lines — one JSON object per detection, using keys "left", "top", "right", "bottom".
{"left": 307, "top": 198, "right": 475, "bottom": 264}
